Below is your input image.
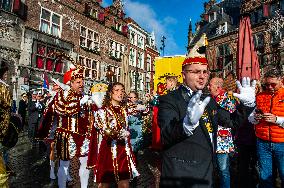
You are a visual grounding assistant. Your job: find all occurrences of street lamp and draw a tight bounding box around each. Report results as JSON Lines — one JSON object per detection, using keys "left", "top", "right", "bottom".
{"left": 160, "top": 36, "right": 166, "bottom": 56}
{"left": 106, "top": 66, "right": 115, "bottom": 83}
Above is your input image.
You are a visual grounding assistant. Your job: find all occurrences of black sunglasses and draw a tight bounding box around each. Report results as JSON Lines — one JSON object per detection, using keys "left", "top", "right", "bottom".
{"left": 265, "top": 83, "right": 277, "bottom": 88}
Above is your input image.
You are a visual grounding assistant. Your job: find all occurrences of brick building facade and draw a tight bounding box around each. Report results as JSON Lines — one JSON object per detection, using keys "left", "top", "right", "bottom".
{"left": 21, "top": 0, "right": 129, "bottom": 93}
{"left": 126, "top": 17, "right": 159, "bottom": 96}
{"left": 0, "top": 0, "right": 159, "bottom": 100}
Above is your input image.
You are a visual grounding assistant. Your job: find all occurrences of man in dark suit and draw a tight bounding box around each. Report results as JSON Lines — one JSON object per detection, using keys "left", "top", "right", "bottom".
{"left": 18, "top": 93, "right": 28, "bottom": 129}
{"left": 158, "top": 35, "right": 256, "bottom": 188}
{"left": 28, "top": 90, "right": 45, "bottom": 147}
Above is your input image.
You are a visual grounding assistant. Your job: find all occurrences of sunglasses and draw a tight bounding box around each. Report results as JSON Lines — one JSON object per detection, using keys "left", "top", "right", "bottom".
{"left": 265, "top": 83, "right": 277, "bottom": 88}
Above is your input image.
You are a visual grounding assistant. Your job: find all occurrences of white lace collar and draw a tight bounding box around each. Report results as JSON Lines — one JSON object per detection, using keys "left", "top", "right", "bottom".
{"left": 0, "top": 79, "right": 8, "bottom": 87}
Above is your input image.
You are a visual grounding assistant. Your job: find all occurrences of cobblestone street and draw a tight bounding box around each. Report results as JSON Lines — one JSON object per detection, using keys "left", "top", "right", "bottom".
{"left": 8, "top": 131, "right": 161, "bottom": 188}
{"left": 6, "top": 131, "right": 283, "bottom": 188}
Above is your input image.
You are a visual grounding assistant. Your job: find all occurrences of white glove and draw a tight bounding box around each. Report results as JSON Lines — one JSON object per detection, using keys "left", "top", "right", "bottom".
{"left": 136, "top": 104, "right": 146, "bottom": 111}
{"left": 119, "top": 129, "right": 130, "bottom": 139}
{"left": 35, "top": 101, "right": 39, "bottom": 108}
{"left": 91, "top": 92, "right": 106, "bottom": 108}
{"left": 80, "top": 95, "right": 90, "bottom": 106}
{"left": 187, "top": 90, "right": 211, "bottom": 125}
{"left": 51, "top": 78, "right": 70, "bottom": 91}
{"left": 233, "top": 77, "right": 256, "bottom": 107}
{"left": 49, "top": 90, "right": 57, "bottom": 97}
{"left": 248, "top": 109, "right": 259, "bottom": 125}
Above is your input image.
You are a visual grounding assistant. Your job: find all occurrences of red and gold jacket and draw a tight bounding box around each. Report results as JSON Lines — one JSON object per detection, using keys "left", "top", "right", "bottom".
{"left": 38, "top": 88, "right": 92, "bottom": 158}
{"left": 255, "top": 87, "right": 284, "bottom": 142}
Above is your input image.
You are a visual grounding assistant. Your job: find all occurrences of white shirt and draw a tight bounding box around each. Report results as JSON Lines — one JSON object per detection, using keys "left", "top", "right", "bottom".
{"left": 249, "top": 109, "right": 284, "bottom": 128}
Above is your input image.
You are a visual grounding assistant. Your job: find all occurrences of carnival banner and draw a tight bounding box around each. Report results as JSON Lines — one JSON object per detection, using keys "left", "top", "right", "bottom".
{"left": 154, "top": 56, "right": 186, "bottom": 95}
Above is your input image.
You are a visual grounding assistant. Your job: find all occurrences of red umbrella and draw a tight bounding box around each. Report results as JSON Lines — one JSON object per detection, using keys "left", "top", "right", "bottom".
{"left": 237, "top": 16, "right": 260, "bottom": 80}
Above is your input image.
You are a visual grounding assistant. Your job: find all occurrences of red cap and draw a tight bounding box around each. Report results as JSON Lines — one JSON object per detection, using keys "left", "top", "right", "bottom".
{"left": 63, "top": 68, "right": 84, "bottom": 84}
{"left": 182, "top": 57, "right": 208, "bottom": 67}
{"left": 183, "top": 33, "right": 208, "bottom": 67}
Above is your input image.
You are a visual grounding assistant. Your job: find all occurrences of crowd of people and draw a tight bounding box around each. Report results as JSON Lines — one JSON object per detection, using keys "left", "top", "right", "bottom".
{"left": 0, "top": 48, "right": 284, "bottom": 188}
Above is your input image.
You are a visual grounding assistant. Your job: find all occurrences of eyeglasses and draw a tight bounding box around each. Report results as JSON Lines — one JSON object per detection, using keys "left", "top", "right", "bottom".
{"left": 265, "top": 82, "right": 277, "bottom": 88}
{"left": 183, "top": 69, "right": 210, "bottom": 75}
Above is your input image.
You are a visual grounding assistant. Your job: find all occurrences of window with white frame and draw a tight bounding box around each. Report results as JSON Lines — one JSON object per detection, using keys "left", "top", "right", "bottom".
{"left": 32, "top": 41, "right": 65, "bottom": 73}
{"left": 91, "top": 9, "right": 98, "bottom": 19}
{"left": 216, "top": 44, "right": 232, "bottom": 70}
{"left": 146, "top": 55, "right": 151, "bottom": 72}
{"left": 137, "top": 52, "right": 144, "bottom": 69}
{"left": 209, "top": 12, "right": 216, "bottom": 22}
{"left": 130, "top": 32, "right": 135, "bottom": 44}
{"left": 80, "top": 26, "right": 100, "bottom": 51}
{"left": 216, "top": 22, "right": 228, "bottom": 35}
{"left": 145, "top": 72, "right": 151, "bottom": 88}
{"left": 138, "top": 72, "right": 144, "bottom": 91}
{"left": 135, "top": 72, "right": 140, "bottom": 90}
{"left": 137, "top": 35, "right": 144, "bottom": 48}
{"left": 134, "top": 32, "right": 137, "bottom": 46}
{"left": 78, "top": 55, "right": 99, "bottom": 80}
{"left": 115, "top": 22, "right": 122, "bottom": 31}
{"left": 40, "top": 7, "right": 62, "bottom": 37}
{"left": 109, "top": 40, "right": 125, "bottom": 59}
{"left": 109, "top": 65, "right": 121, "bottom": 82}
{"left": 129, "top": 48, "right": 136, "bottom": 66}
{"left": 129, "top": 70, "right": 135, "bottom": 89}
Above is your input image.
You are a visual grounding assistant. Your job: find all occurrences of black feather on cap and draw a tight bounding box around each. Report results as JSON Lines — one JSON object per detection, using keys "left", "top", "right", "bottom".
{"left": 197, "top": 46, "right": 206, "bottom": 54}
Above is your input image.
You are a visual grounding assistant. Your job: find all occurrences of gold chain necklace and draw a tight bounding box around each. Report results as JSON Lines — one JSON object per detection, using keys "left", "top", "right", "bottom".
{"left": 109, "top": 105, "right": 126, "bottom": 130}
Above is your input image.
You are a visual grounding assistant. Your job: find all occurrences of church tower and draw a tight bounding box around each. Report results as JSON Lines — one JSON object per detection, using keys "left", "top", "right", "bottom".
{"left": 187, "top": 19, "right": 193, "bottom": 52}
{"left": 113, "top": 0, "right": 123, "bottom": 11}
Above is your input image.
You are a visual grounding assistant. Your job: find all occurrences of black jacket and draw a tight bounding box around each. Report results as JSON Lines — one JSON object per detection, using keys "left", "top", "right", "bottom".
{"left": 28, "top": 100, "right": 45, "bottom": 126}
{"left": 18, "top": 100, "right": 28, "bottom": 118}
{"left": 158, "top": 86, "right": 252, "bottom": 188}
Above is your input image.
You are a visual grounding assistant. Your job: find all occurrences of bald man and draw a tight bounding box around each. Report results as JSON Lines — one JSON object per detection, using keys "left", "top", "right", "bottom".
{"left": 208, "top": 77, "right": 223, "bottom": 97}
{"left": 208, "top": 77, "right": 239, "bottom": 188}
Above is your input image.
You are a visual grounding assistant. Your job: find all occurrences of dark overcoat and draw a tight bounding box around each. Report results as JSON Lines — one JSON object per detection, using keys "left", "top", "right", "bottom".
{"left": 158, "top": 86, "right": 251, "bottom": 188}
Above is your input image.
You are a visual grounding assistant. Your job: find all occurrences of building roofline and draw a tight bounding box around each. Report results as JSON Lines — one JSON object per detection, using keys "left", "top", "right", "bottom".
{"left": 156, "top": 55, "right": 186, "bottom": 59}
{"left": 125, "top": 17, "right": 150, "bottom": 35}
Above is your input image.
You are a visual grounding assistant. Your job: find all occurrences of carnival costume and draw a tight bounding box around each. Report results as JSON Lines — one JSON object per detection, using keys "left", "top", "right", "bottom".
{"left": 38, "top": 64, "right": 91, "bottom": 188}
{"left": 0, "top": 79, "right": 11, "bottom": 187}
{"left": 37, "top": 79, "right": 73, "bottom": 180}
{"left": 0, "top": 79, "right": 12, "bottom": 143}
{"left": 214, "top": 91, "right": 239, "bottom": 154}
{"left": 88, "top": 103, "right": 139, "bottom": 183}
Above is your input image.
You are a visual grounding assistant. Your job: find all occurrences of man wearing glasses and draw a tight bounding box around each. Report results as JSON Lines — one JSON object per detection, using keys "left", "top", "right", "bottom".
{"left": 249, "top": 68, "right": 284, "bottom": 188}
{"left": 158, "top": 34, "right": 256, "bottom": 188}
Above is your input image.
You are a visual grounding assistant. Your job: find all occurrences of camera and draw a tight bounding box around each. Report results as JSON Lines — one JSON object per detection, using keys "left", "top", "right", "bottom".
{"left": 255, "top": 109, "right": 263, "bottom": 119}
{"left": 255, "top": 109, "right": 263, "bottom": 114}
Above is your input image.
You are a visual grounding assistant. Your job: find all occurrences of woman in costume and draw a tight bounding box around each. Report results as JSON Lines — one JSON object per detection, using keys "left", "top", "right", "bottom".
{"left": 0, "top": 59, "right": 11, "bottom": 188}
{"left": 88, "top": 82, "right": 139, "bottom": 188}
{"left": 127, "top": 92, "right": 149, "bottom": 154}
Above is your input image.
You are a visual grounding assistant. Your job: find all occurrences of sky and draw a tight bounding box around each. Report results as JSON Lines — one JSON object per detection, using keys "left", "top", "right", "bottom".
{"left": 102, "top": 0, "right": 208, "bottom": 56}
